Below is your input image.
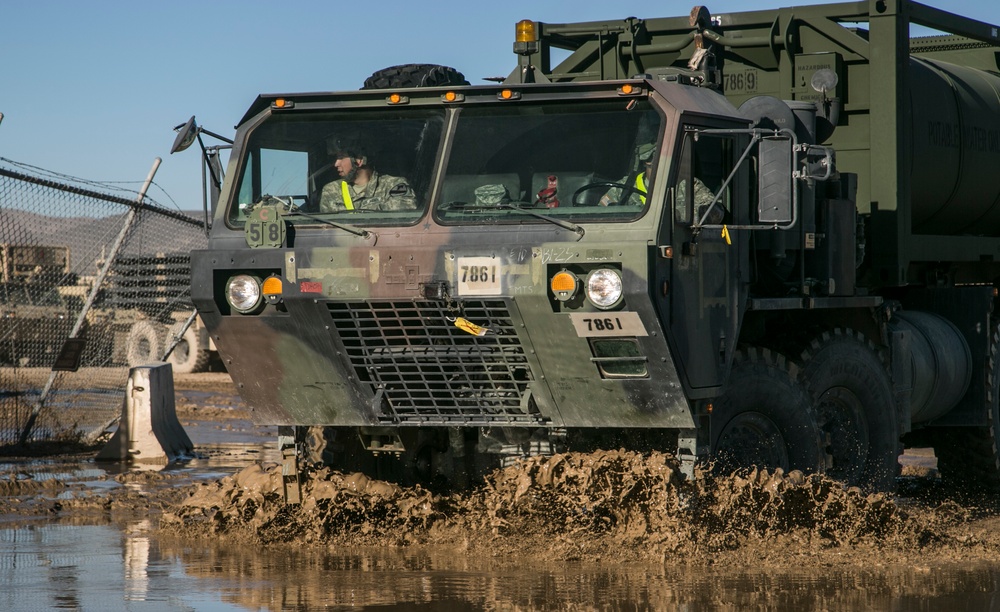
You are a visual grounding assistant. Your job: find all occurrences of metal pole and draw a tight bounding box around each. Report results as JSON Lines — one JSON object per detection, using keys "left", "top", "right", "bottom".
{"left": 18, "top": 158, "right": 162, "bottom": 446}
{"left": 201, "top": 145, "right": 210, "bottom": 238}
{"left": 160, "top": 309, "right": 198, "bottom": 361}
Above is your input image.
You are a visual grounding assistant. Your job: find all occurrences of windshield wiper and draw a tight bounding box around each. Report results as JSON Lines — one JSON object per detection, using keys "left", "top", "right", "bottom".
{"left": 498, "top": 202, "right": 585, "bottom": 240}
{"left": 278, "top": 202, "right": 374, "bottom": 239}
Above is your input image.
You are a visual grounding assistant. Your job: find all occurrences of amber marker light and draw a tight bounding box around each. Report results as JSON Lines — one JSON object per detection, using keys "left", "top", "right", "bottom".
{"left": 550, "top": 270, "right": 579, "bottom": 302}
{"left": 498, "top": 89, "right": 522, "bottom": 101}
{"left": 262, "top": 276, "right": 284, "bottom": 305}
{"left": 387, "top": 93, "right": 409, "bottom": 105}
{"left": 516, "top": 20, "right": 537, "bottom": 43}
{"left": 441, "top": 91, "right": 465, "bottom": 103}
{"left": 271, "top": 98, "right": 294, "bottom": 109}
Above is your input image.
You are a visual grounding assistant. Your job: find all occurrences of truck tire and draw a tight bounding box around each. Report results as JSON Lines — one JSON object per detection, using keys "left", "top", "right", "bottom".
{"left": 934, "top": 323, "right": 1000, "bottom": 492}
{"left": 166, "top": 322, "right": 210, "bottom": 374}
{"left": 799, "top": 329, "right": 900, "bottom": 490}
{"left": 711, "top": 347, "right": 826, "bottom": 474}
{"left": 362, "top": 64, "right": 470, "bottom": 90}
{"left": 125, "top": 320, "right": 161, "bottom": 367}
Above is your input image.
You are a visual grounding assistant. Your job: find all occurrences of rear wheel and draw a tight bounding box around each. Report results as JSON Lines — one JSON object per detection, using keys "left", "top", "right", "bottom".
{"left": 362, "top": 64, "right": 470, "bottom": 89}
{"left": 933, "top": 323, "right": 1000, "bottom": 492}
{"left": 166, "top": 322, "right": 210, "bottom": 374}
{"left": 799, "top": 329, "right": 900, "bottom": 490}
{"left": 711, "top": 347, "right": 826, "bottom": 474}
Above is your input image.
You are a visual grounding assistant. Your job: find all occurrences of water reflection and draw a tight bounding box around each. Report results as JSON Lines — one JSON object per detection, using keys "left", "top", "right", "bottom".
{"left": 3, "top": 522, "right": 1000, "bottom": 611}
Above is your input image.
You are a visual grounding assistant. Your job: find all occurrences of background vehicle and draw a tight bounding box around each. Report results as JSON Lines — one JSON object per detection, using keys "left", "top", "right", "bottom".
{"left": 0, "top": 244, "right": 214, "bottom": 373}
{"left": 188, "top": 1, "right": 1000, "bottom": 492}
{"left": 0, "top": 244, "right": 76, "bottom": 365}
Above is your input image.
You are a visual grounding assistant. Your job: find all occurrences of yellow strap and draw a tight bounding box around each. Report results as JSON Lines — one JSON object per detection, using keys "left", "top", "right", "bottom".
{"left": 634, "top": 172, "right": 647, "bottom": 204}
{"left": 721, "top": 225, "right": 731, "bottom": 245}
{"left": 454, "top": 317, "right": 488, "bottom": 337}
{"left": 341, "top": 181, "right": 354, "bottom": 210}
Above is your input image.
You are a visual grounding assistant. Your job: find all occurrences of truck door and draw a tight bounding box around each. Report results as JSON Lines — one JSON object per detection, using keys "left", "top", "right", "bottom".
{"left": 655, "top": 129, "right": 746, "bottom": 394}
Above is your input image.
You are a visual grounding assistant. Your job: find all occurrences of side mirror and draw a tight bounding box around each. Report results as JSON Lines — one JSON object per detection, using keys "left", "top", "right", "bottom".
{"left": 170, "top": 116, "right": 199, "bottom": 154}
{"left": 757, "top": 136, "right": 794, "bottom": 224}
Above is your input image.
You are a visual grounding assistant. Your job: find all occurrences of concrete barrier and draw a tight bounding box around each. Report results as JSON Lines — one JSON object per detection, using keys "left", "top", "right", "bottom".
{"left": 96, "top": 363, "right": 193, "bottom": 464}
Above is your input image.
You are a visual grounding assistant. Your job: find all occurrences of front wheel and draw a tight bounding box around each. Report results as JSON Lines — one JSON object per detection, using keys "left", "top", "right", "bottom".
{"left": 711, "top": 347, "right": 826, "bottom": 474}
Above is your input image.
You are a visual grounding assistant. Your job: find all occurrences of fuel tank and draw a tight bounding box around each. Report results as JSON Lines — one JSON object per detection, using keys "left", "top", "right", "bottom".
{"left": 909, "top": 57, "right": 1000, "bottom": 235}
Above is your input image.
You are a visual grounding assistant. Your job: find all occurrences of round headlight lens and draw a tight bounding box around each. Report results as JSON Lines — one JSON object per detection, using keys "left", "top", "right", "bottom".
{"left": 586, "top": 269, "right": 623, "bottom": 309}
{"left": 227, "top": 274, "right": 262, "bottom": 313}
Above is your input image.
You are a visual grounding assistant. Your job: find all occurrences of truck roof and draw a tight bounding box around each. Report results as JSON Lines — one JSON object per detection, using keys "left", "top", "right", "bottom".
{"left": 238, "top": 78, "right": 744, "bottom": 127}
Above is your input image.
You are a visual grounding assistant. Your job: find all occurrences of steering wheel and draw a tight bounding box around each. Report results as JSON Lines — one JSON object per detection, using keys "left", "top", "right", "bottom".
{"left": 572, "top": 182, "right": 644, "bottom": 206}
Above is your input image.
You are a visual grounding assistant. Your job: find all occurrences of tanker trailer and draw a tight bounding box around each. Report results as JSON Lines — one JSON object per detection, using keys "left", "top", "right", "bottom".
{"left": 506, "top": 0, "right": 1000, "bottom": 489}
{"left": 187, "top": 1, "right": 1000, "bottom": 495}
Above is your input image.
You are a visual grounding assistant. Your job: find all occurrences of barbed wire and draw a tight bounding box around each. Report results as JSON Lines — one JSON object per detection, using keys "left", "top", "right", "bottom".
{"left": 0, "top": 157, "right": 195, "bottom": 215}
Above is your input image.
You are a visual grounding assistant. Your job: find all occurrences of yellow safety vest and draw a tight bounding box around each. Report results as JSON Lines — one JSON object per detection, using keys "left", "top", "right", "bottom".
{"left": 341, "top": 181, "right": 354, "bottom": 210}
{"left": 635, "top": 172, "right": 647, "bottom": 204}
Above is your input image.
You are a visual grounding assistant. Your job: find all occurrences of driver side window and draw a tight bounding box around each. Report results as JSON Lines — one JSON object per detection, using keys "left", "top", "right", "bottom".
{"left": 674, "top": 131, "right": 733, "bottom": 226}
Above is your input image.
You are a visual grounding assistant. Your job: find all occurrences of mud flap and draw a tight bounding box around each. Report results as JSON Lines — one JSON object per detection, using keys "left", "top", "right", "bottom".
{"left": 278, "top": 426, "right": 302, "bottom": 504}
{"left": 676, "top": 426, "right": 706, "bottom": 480}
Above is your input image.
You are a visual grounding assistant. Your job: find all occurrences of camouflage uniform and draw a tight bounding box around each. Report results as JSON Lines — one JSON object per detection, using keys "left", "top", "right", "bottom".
{"left": 600, "top": 172, "right": 649, "bottom": 206}
{"left": 600, "top": 143, "right": 657, "bottom": 206}
{"left": 319, "top": 171, "right": 417, "bottom": 212}
{"left": 675, "top": 176, "right": 718, "bottom": 223}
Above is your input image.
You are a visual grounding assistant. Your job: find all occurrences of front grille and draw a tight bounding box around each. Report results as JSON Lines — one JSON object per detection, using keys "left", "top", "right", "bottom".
{"left": 328, "top": 300, "right": 542, "bottom": 424}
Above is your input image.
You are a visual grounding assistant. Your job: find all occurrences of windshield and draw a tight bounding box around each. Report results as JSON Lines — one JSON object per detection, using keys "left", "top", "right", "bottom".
{"left": 227, "top": 109, "right": 445, "bottom": 226}
{"left": 435, "top": 99, "right": 662, "bottom": 224}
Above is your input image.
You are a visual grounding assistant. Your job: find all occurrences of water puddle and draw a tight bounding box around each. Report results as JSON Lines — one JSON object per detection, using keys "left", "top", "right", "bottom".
{"left": 2, "top": 524, "right": 999, "bottom": 610}
{"left": 3, "top": 403, "right": 1000, "bottom": 610}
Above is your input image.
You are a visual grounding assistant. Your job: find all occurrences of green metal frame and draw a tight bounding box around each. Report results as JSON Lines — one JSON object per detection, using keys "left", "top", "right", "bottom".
{"left": 512, "top": 1, "right": 1000, "bottom": 287}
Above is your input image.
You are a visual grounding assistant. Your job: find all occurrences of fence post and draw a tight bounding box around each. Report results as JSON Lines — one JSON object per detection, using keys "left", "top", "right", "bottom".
{"left": 17, "top": 157, "right": 162, "bottom": 446}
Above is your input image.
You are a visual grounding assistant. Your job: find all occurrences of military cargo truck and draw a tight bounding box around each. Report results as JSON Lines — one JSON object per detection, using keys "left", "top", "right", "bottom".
{"left": 188, "top": 0, "right": 1000, "bottom": 491}
{"left": 105, "top": 252, "right": 217, "bottom": 373}
{"left": 0, "top": 244, "right": 76, "bottom": 365}
{"left": 0, "top": 245, "right": 214, "bottom": 372}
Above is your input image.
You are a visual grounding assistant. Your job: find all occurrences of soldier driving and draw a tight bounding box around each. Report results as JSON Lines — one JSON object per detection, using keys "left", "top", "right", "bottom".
{"left": 319, "top": 139, "right": 417, "bottom": 212}
{"left": 599, "top": 142, "right": 656, "bottom": 206}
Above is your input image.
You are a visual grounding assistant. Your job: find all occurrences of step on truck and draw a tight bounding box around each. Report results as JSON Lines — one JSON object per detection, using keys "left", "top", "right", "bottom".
{"left": 188, "top": 1, "right": 1000, "bottom": 491}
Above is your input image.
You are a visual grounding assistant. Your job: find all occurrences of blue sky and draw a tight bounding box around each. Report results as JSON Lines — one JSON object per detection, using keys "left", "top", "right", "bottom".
{"left": 2, "top": 0, "right": 998, "bottom": 214}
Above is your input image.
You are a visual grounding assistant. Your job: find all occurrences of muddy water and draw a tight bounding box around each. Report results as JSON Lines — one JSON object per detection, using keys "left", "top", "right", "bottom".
{"left": 4, "top": 385, "right": 1000, "bottom": 610}
{"left": 4, "top": 524, "right": 1000, "bottom": 610}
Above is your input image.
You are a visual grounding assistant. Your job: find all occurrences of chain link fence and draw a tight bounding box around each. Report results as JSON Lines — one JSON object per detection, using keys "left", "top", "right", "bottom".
{"left": 0, "top": 158, "right": 207, "bottom": 448}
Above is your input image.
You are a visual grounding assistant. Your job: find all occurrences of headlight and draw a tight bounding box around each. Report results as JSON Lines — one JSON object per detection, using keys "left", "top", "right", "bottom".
{"left": 586, "top": 268, "right": 623, "bottom": 309}
{"left": 226, "top": 274, "right": 262, "bottom": 313}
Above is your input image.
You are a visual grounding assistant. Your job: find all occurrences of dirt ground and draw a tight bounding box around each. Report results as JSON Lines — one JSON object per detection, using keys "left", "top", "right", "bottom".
{"left": 5, "top": 371, "right": 1000, "bottom": 570}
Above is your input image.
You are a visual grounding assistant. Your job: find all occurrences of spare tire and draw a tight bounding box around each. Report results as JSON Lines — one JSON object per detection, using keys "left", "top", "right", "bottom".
{"left": 362, "top": 64, "right": 470, "bottom": 90}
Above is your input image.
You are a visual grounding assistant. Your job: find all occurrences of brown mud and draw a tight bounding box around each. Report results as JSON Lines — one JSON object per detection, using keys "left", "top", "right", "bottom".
{"left": 158, "top": 450, "right": 1000, "bottom": 568}
{"left": 5, "top": 372, "right": 1000, "bottom": 570}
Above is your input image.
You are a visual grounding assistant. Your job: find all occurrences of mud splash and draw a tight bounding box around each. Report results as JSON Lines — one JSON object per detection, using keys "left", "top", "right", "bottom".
{"left": 162, "top": 450, "right": 992, "bottom": 566}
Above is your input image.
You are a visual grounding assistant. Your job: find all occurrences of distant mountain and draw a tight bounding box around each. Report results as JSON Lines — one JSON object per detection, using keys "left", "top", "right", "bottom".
{"left": 0, "top": 207, "right": 207, "bottom": 275}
